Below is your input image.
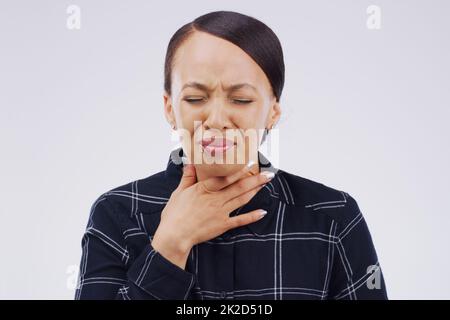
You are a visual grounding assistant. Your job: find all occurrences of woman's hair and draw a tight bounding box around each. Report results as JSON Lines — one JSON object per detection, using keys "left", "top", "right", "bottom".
{"left": 164, "top": 10, "right": 285, "bottom": 102}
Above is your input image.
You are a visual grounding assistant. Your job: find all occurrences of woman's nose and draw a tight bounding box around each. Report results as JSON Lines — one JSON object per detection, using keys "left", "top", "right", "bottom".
{"left": 203, "top": 102, "right": 232, "bottom": 130}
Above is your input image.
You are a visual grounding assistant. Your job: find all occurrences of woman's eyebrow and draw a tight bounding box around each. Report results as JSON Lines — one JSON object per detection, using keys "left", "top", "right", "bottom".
{"left": 181, "top": 81, "right": 257, "bottom": 92}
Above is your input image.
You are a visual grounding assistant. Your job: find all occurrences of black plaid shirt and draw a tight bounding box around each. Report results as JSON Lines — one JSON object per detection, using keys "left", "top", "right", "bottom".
{"left": 75, "top": 149, "right": 388, "bottom": 300}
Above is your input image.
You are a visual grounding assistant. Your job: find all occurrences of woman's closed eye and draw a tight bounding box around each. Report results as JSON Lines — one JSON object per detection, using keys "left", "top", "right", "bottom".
{"left": 232, "top": 99, "right": 253, "bottom": 105}
{"left": 183, "top": 97, "right": 253, "bottom": 105}
{"left": 183, "top": 97, "right": 205, "bottom": 104}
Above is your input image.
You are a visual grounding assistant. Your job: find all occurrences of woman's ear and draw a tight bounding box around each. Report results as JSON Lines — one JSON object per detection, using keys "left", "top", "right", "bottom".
{"left": 163, "top": 92, "right": 177, "bottom": 129}
{"left": 266, "top": 100, "right": 281, "bottom": 129}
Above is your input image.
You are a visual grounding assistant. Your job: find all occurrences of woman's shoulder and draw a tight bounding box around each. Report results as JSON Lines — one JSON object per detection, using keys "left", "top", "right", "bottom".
{"left": 276, "top": 169, "right": 363, "bottom": 227}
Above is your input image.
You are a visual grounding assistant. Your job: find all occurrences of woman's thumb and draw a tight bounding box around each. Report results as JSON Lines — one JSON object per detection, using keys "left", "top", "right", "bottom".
{"left": 177, "top": 164, "right": 197, "bottom": 190}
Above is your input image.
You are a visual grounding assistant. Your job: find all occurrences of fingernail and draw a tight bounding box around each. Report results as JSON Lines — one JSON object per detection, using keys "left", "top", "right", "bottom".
{"left": 246, "top": 160, "right": 256, "bottom": 169}
{"left": 260, "top": 171, "right": 275, "bottom": 180}
{"left": 259, "top": 209, "right": 268, "bottom": 218}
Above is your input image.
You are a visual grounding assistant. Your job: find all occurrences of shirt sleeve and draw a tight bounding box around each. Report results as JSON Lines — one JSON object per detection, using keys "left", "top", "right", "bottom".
{"left": 327, "top": 193, "right": 388, "bottom": 300}
{"left": 75, "top": 195, "right": 195, "bottom": 300}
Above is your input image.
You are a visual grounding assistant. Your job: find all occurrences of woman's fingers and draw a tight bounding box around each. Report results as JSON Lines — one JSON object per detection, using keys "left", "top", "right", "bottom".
{"left": 201, "top": 160, "right": 257, "bottom": 192}
{"left": 223, "top": 183, "right": 265, "bottom": 212}
{"left": 225, "top": 209, "right": 268, "bottom": 231}
{"left": 222, "top": 171, "right": 274, "bottom": 201}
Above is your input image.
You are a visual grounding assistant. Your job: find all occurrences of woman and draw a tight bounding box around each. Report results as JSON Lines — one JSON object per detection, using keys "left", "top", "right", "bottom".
{"left": 75, "top": 10, "right": 387, "bottom": 300}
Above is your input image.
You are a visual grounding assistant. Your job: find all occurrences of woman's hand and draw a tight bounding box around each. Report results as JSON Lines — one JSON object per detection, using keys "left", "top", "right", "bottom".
{"left": 151, "top": 162, "right": 274, "bottom": 269}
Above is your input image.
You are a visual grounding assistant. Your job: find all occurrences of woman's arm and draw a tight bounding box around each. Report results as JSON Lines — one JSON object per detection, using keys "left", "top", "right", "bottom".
{"left": 75, "top": 164, "right": 271, "bottom": 300}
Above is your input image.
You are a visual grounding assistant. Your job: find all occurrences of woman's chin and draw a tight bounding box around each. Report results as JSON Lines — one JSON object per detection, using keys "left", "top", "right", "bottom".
{"left": 195, "top": 162, "right": 245, "bottom": 178}
{"left": 186, "top": 144, "right": 253, "bottom": 178}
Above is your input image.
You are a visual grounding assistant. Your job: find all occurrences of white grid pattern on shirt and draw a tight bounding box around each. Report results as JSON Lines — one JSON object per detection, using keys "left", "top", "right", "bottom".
{"left": 76, "top": 169, "right": 380, "bottom": 300}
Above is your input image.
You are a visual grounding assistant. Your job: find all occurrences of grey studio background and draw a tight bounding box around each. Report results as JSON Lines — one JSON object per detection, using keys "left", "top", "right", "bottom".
{"left": 0, "top": 0, "right": 449, "bottom": 299}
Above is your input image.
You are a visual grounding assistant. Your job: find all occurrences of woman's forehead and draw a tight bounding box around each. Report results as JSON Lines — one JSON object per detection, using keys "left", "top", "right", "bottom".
{"left": 176, "top": 31, "right": 250, "bottom": 65}
{"left": 172, "top": 32, "right": 268, "bottom": 89}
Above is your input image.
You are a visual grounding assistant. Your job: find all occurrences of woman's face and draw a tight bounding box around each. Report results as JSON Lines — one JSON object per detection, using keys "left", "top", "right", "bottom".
{"left": 164, "top": 31, "right": 281, "bottom": 178}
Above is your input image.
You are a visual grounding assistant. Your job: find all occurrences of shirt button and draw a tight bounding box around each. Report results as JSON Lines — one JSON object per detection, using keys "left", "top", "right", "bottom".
{"left": 220, "top": 291, "right": 226, "bottom": 299}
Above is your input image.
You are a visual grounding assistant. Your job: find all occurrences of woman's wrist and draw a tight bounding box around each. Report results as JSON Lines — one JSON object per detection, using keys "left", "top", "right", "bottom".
{"left": 151, "top": 229, "right": 193, "bottom": 270}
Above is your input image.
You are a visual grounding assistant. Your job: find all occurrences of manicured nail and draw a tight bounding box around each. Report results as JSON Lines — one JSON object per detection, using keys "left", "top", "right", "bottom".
{"left": 260, "top": 171, "right": 275, "bottom": 180}
{"left": 246, "top": 160, "right": 256, "bottom": 169}
{"left": 258, "top": 209, "right": 268, "bottom": 218}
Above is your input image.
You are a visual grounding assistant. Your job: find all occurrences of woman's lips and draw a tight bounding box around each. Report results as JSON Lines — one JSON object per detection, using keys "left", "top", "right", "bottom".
{"left": 200, "top": 137, "right": 235, "bottom": 155}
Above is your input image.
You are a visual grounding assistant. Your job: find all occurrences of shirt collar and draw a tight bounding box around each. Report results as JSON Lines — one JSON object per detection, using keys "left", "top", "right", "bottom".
{"left": 164, "top": 148, "right": 286, "bottom": 236}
